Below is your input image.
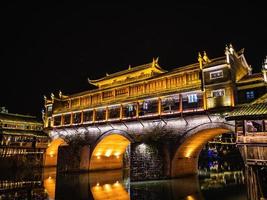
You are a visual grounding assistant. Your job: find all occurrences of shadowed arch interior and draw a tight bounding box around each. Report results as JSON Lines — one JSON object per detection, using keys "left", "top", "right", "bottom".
{"left": 44, "top": 138, "right": 67, "bottom": 167}
{"left": 171, "top": 128, "right": 231, "bottom": 177}
{"left": 90, "top": 134, "right": 131, "bottom": 171}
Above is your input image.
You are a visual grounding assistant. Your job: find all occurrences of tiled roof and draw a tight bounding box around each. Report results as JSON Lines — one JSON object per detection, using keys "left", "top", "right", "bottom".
{"left": 252, "top": 93, "right": 267, "bottom": 104}
{"left": 0, "top": 113, "right": 42, "bottom": 124}
{"left": 89, "top": 60, "right": 166, "bottom": 83}
{"left": 0, "top": 129, "right": 48, "bottom": 137}
{"left": 226, "top": 103, "right": 267, "bottom": 120}
{"left": 237, "top": 73, "right": 263, "bottom": 83}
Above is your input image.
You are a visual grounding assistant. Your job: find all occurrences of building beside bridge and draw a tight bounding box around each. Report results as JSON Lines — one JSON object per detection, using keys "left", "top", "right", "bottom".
{"left": 0, "top": 107, "right": 49, "bottom": 168}
{"left": 43, "top": 44, "right": 267, "bottom": 181}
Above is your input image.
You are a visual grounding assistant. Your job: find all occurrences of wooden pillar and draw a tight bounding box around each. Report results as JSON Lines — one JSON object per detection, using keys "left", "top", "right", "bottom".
{"left": 61, "top": 114, "right": 64, "bottom": 126}
{"left": 120, "top": 104, "right": 123, "bottom": 119}
{"left": 69, "top": 99, "right": 72, "bottom": 109}
{"left": 93, "top": 109, "right": 96, "bottom": 123}
{"left": 230, "top": 87, "right": 235, "bottom": 107}
{"left": 81, "top": 111, "right": 84, "bottom": 124}
{"left": 203, "top": 90, "right": 207, "bottom": 110}
{"left": 179, "top": 94, "right": 183, "bottom": 112}
{"left": 136, "top": 102, "right": 139, "bottom": 118}
{"left": 105, "top": 107, "right": 109, "bottom": 121}
{"left": 158, "top": 98, "right": 162, "bottom": 115}
{"left": 70, "top": 112, "right": 73, "bottom": 125}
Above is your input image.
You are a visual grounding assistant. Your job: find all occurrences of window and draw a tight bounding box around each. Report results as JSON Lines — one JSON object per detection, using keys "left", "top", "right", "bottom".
{"left": 246, "top": 91, "right": 255, "bottom": 100}
{"left": 210, "top": 70, "right": 223, "bottom": 79}
{"left": 212, "top": 89, "right": 225, "bottom": 97}
{"left": 53, "top": 115, "right": 61, "bottom": 126}
{"left": 143, "top": 102, "right": 149, "bottom": 110}
{"left": 188, "top": 94, "right": 198, "bottom": 103}
{"left": 83, "top": 110, "right": 93, "bottom": 122}
{"left": 73, "top": 112, "right": 81, "bottom": 124}
{"left": 246, "top": 120, "right": 263, "bottom": 132}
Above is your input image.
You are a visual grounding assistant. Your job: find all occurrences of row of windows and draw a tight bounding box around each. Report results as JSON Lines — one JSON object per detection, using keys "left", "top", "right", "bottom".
{"left": 53, "top": 93, "right": 204, "bottom": 126}
{"left": 65, "top": 72, "right": 200, "bottom": 109}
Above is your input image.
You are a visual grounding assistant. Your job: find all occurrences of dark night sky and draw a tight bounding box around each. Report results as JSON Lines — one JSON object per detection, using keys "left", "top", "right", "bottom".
{"left": 1, "top": 3, "right": 266, "bottom": 118}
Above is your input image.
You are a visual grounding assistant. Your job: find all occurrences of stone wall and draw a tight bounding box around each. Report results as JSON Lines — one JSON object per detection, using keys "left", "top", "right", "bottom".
{"left": 130, "top": 142, "right": 171, "bottom": 181}
{"left": 57, "top": 145, "right": 90, "bottom": 172}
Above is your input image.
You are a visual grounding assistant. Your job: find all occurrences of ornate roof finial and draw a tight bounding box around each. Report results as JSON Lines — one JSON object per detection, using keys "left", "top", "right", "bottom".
{"left": 43, "top": 95, "right": 47, "bottom": 101}
{"left": 198, "top": 52, "right": 203, "bottom": 69}
{"left": 51, "top": 93, "right": 54, "bottom": 100}
{"left": 229, "top": 43, "right": 234, "bottom": 54}
{"left": 59, "top": 90, "right": 62, "bottom": 98}
{"left": 155, "top": 56, "right": 159, "bottom": 63}
{"left": 152, "top": 57, "right": 159, "bottom": 68}
{"left": 128, "top": 65, "right": 131, "bottom": 70}
{"left": 106, "top": 73, "right": 109, "bottom": 76}
{"left": 225, "top": 44, "right": 230, "bottom": 63}
{"left": 203, "top": 51, "right": 210, "bottom": 63}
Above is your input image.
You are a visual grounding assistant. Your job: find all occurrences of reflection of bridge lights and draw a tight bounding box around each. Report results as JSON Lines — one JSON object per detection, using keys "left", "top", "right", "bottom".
{"left": 105, "top": 149, "right": 112, "bottom": 157}
{"left": 186, "top": 195, "right": 195, "bottom": 200}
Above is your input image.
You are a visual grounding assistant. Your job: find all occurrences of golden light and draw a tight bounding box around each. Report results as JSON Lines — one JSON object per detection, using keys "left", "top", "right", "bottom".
{"left": 105, "top": 149, "right": 112, "bottom": 157}
{"left": 186, "top": 195, "right": 196, "bottom": 200}
{"left": 113, "top": 181, "right": 120, "bottom": 187}
{"left": 103, "top": 184, "right": 112, "bottom": 192}
{"left": 90, "top": 134, "right": 131, "bottom": 170}
{"left": 172, "top": 128, "right": 231, "bottom": 177}
{"left": 49, "top": 151, "right": 54, "bottom": 157}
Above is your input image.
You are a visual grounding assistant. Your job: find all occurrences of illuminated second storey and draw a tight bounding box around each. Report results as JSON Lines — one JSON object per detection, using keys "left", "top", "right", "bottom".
{"left": 43, "top": 44, "right": 267, "bottom": 128}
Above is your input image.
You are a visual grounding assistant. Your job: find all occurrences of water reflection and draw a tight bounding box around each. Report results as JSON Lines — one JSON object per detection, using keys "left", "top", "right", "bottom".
{"left": 0, "top": 165, "right": 266, "bottom": 199}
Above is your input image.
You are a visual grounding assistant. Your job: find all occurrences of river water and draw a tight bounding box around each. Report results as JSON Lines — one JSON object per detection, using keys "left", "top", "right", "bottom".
{"left": 0, "top": 153, "right": 266, "bottom": 199}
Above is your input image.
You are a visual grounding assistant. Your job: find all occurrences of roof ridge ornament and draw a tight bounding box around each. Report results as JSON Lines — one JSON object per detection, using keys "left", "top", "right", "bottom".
{"left": 198, "top": 52, "right": 203, "bottom": 69}
{"left": 229, "top": 43, "right": 234, "bottom": 54}
{"left": 225, "top": 44, "right": 230, "bottom": 63}
{"left": 203, "top": 51, "right": 211, "bottom": 64}
{"left": 152, "top": 57, "right": 159, "bottom": 68}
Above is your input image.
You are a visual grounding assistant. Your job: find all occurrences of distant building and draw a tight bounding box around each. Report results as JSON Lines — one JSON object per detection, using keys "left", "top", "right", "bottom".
{"left": 0, "top": 109, "right": 49, "bottom": 168}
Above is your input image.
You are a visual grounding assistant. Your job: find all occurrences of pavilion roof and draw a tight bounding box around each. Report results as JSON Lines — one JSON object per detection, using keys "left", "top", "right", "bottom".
{"left": 226, "top": 103, "right": 267, "bottom": 120}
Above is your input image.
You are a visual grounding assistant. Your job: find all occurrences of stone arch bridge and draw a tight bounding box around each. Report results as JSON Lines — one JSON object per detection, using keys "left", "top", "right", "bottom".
{"left": 45, "top": 113, "right": 234, "bottom": 181}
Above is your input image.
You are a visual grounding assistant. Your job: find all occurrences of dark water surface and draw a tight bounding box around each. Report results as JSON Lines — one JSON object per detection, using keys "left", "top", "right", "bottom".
{"left": 0, "top": 153, "right": 266, "bottom": 200}
{"left": 0, "top": 167, "right": 248, "bottom": 200}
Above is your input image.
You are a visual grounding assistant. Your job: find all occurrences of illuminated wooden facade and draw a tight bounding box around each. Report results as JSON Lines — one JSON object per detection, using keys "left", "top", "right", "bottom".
{"left": 43, "top": 44, "right": 266, "bottom": 129}
{"left": 0, "top": 109, "right": 48, "bottom": 157}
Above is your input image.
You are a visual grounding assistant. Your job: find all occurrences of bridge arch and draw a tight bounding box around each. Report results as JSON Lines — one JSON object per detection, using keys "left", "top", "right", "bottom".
{"left": 44, "top": 138, "right": 67, "bottom": 167}
{"left": 171, "top": 122, "right": 235, "bottom": 177}
{"left": 89, "top": 129, "right": 134, "bottom": 171}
